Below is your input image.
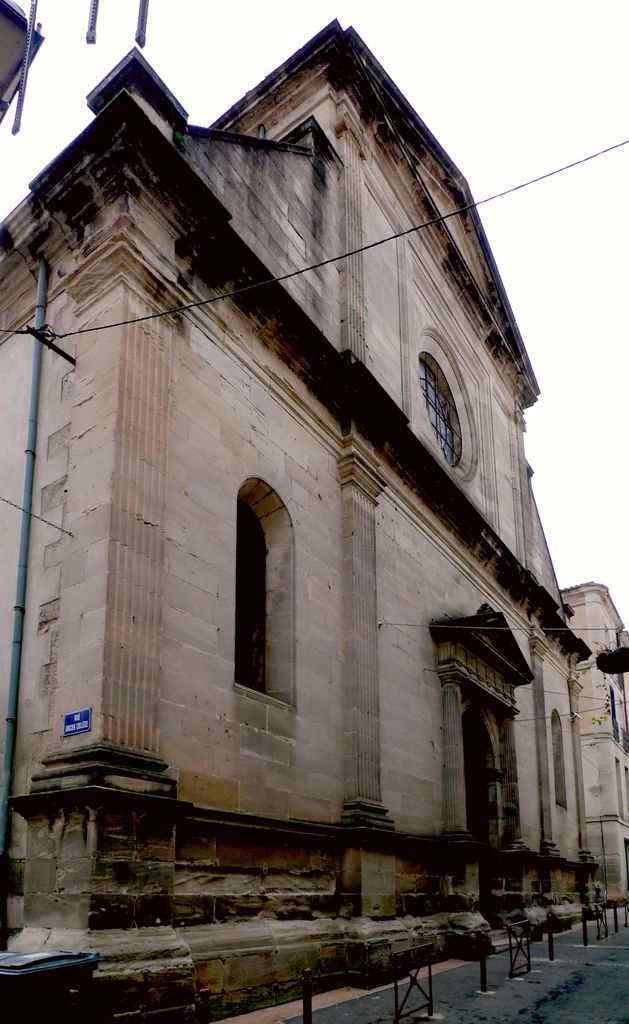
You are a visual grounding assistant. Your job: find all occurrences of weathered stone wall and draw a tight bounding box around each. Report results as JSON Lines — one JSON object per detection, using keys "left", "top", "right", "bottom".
{"left": 216, "top": 60, "right": 534, "bottom": 569}
{"left": 0, "top": 31, "right": 593, "bottom": 1022}
{"left": 186, "top": 128, "right": 342, "bottom": 354}
{"left": 161, "top": 300, "right": 346, "bottom": 823}
{"left": 175, "top": 821, "right": 342, "bottom": 926}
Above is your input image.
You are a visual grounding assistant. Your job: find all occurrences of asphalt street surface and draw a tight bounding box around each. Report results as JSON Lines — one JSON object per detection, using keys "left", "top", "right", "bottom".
{"left": 281, "top": 920, "right": 629, "bottom": 1024}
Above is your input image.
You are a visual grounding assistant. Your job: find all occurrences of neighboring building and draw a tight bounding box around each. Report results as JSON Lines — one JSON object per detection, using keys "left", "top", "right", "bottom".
{"left": 562, "top": 583, "right": 629, "bottom": 899}
{"left": 0, "top": 23, "right": 593, "bottom": 1020}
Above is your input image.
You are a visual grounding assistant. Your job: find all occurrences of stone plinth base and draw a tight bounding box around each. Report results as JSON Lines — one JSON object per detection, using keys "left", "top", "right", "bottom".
{"left": 7, "top": 793, "right": 596, "bottom": 1020}
{"left": 184, "top": 912, "right": 490, "bottom": 1019}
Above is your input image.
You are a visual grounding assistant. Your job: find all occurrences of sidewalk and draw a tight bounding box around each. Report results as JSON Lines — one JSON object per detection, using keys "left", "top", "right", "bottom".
{"left": 219, "top": 919, "right": 629, "bottom": 1024}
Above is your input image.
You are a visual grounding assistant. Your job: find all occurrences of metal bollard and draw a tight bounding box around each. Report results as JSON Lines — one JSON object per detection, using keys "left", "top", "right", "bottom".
{"left": 302, "top": 966, "right": 313, "bottom": 1024}
{"left": 625, "top": 899, "right": 628, "bottom": 928}
{"left": 546, "top": 913, "right": 555, "bottom": 961}
{"left": 194, "top": 987, "right": 211, "bottom": 1024}
{"left": 479, "top": 954, "right": 488, "bottom": 993}
{"left": 613, "top": 902, "right": 619, "bottom": 933}
{"left": 582, "top": 906, "right": 588, "bottom": 947}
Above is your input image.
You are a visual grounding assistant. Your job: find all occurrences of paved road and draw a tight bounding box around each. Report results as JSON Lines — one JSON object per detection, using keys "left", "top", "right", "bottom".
{"left": 278, "top": 921, "right": 629, "bottom": 1024}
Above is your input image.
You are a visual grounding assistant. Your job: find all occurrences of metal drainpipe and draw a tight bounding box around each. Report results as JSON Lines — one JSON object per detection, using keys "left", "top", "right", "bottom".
{"left": 0, "top": 256, "right": 48, "bottom": 946}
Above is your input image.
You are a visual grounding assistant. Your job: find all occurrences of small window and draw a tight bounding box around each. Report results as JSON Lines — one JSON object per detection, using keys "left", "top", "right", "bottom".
{"left": 551, "top": 710, "right": 567, "bottom": 809}
{"left": 418, "top": 353, "right": 462, "bottom": 466}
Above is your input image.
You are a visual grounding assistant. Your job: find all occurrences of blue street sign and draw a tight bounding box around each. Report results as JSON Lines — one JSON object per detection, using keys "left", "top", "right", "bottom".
{"left": 63, "top": 708, "right": 92, "bottom": 737}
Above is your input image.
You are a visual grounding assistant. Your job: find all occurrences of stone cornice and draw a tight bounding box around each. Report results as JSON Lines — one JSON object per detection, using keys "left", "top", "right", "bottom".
{"left": 334, "top": 103, "right": 367, "bottom": 159}
{"left": 529, "top": 632, "right": 550, "bottom": 659}
{"left": 12, "top": 785, "right": 185, "bottom": 819}
{"left": 61, "top": 230, "right": 184, "bottom": 318}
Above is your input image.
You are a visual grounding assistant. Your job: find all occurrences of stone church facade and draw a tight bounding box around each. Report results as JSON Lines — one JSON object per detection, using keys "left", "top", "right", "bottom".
{"left": 0, "top": 23, "right": 593, "bottom": 1020}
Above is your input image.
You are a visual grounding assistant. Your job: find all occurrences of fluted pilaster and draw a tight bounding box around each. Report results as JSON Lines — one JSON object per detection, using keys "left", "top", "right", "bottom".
{"left": 34, "top": 249, "right": 174, "bottom": 795}
{"left": 338, "top": 436, "right": 392, "bottom": 827}
{"left": 440, "top": 674, "right": 469, "bottom": 836}
{"left": 500, "top": 715, "right": 526, "bottom": 849}
{"left": 103, "top": 317, "right": 169, "bottom": 751}
{"left": 530, "top": 632, "right": 559, "bottom": 855}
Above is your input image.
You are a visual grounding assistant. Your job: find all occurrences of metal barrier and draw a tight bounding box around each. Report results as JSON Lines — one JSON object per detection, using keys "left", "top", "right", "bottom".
{"left": 583, "top": 903, "right": 609, "bottom": 945}
{"left": 390, "top": 943, "right": 434, "bottom": 1022}
{"left": 506, "top": 919, "right": 531, "bottom": 978}
{"left": 594, "top": 903, "right": 608, "bottom": 940}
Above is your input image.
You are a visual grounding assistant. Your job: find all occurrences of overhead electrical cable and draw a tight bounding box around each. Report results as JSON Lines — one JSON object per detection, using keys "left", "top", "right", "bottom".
{"left": 514, "top": 703, "right": 609, "bottom": 724}
{"left": 0, "top": 494, "right": 73, "bottom": 537}
{"left": 1, "top": 136, "right": 628, "bottom": 343}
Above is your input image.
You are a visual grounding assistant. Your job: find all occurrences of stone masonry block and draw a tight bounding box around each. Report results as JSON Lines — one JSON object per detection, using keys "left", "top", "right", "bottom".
{"left": 178, "top": 772, "right": 239, "bottom": 811}
{"left": 23, "top": 857, "right": 57, "bottom": 895}
{"left": 44, "top": 538, "right": 62, "bottom": 568}
{"left": 222, "top": 949, "right": 278, "bottom": 993}
{"left": 38, "top": 597, "right": 59, "bottom": 631}
{"left": 25, "top": 892, "right": 90, "bottom": 929}
{"left": 47, "top": 422, "right": 71, "bottom": 460}
{"left": 40, "top": 475, "right": 68, "bottom": 513}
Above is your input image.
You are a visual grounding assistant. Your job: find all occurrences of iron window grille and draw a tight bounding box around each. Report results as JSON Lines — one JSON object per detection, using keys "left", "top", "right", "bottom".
{"left": 418, "top": 353, "right": 462, "bottom": 466}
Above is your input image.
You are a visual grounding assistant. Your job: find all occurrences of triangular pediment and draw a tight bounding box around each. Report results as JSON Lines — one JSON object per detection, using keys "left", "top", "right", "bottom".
{"left": 430, "top": 609, "right": 533, "bottom": 689}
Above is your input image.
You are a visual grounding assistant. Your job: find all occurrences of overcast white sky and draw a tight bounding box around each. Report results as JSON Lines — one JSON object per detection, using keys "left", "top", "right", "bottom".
{"left": 1, "top": 0, "right": 628, "bottom": 629}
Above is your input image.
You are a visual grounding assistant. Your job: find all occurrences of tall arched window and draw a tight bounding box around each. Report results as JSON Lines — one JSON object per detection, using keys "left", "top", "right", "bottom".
{"left": 418, "top": 352, "right": 462, "bottom": 467}
{"left": 234, "top": 479, "right": 295, "bottom": 704}
{"left": 551, "top": 710, "right": 567, "bottom": 808}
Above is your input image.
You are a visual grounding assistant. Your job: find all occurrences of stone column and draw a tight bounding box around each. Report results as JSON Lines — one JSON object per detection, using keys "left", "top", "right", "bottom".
{"left": 338, "top": 435, "right": 392, "bottom": 828}
{"left": 529, "top": 633, "right": 560, "bottom": 855}
{"left": 335, "top": 108, "right": 367, "bottom": 362}
{"left": 440, "top": 671, "right": 469, "bottom": 836}
{"left": 500, "top": 714, "right": 527, "bottom": 849}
